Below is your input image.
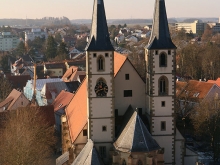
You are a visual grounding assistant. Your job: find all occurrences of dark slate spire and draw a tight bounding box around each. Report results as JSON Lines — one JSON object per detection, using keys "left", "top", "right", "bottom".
{"left": 85, "top": 0, "right": 114, "bottom": 51}
{"left": 147, "top": 0, "right": 176, "bottom": 50}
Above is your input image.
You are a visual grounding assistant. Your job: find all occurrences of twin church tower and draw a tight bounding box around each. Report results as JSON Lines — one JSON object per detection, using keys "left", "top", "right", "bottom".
{"left": 83, "top": 0, "right": 177, "bottom": 164}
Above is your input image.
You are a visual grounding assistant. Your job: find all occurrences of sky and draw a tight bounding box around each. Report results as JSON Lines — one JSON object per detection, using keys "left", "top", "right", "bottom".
{"left": 0, "top": 0, "right": 219, "bottom": 20}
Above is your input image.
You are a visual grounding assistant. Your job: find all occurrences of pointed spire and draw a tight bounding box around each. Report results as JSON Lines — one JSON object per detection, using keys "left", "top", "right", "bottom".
{"left": 85, "top": 0, "right": 114, "bottom": 51}
{"left": 147, "top": 0, "right": 176, "bottom": 50}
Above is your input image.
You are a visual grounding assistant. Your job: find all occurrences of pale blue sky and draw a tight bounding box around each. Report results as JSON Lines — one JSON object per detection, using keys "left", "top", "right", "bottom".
{"left": 0, "top": 0, "right": 219, "bottom": 19}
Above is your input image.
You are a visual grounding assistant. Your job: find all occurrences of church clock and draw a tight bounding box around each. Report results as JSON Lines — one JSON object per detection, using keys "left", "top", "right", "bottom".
{"left": 94, "top": 80, "right": 108, "bottom": 97}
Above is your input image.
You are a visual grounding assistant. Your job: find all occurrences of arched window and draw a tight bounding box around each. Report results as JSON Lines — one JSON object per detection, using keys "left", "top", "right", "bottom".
{"left": 159, "top": 53, "right": 167, "bottom": 67}
{"left": 158, "top": 76, "right": 168, "bottom": 95}
{"left": 137, "top": 160, "right": 143, "bottom": 165}
{"left": 122, "top": 159, "right": 126, "bottom": 165}
{"left": 97, "top": 56, "right": 104, "bottom": 71}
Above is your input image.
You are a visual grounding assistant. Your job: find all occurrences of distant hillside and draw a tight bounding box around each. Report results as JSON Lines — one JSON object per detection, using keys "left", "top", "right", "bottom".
{"left": 0, "top": 17, "right": 71, "bottom": 27}
{"left": 71, "top": 18, "right": 178, "bottom": 25}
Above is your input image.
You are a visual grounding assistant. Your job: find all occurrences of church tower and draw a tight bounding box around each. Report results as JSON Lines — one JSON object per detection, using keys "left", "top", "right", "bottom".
{"left": 145, "top": 0, "right": 177, "bottom": 164}
{"left": 85, "top": 0, "right": 115, "bottom": 163}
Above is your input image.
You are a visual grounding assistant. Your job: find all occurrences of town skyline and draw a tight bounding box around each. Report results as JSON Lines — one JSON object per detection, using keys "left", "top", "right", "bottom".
{"left": 0, "top": 0, "right": 219, "bottom": 20}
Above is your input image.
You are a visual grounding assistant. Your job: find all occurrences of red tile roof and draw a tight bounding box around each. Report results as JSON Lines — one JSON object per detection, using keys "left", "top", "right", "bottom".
{"left": 208, "top": 78, "right": 220, "bottom": 87}
{"left": 65, "top": 80, "right": 87, "bottom": 143}
{"left": 177, "top": 80, "right": 214, "bottom": 100}
{"left": 114, "top": 52, "right": 127, "bottom": 76}
{"left": 66, "top": 52, "right": 128, "bottom": 143}
{"left": 52, "top": 90, "right": 74, "bottom": 112}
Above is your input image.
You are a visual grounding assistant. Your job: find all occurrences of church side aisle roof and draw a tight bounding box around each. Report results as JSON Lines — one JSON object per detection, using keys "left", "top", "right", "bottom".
{"left": 114, "top": 110, "right": 161, "bottom": 153}
{"left": 147, "top": 0, "right": 176, "bottom": 50}
{"left": 72, "top": 139, "right": 104, "bottom": 165}
{"left": 85, "top": 0, "right": 114, "bottom": 51}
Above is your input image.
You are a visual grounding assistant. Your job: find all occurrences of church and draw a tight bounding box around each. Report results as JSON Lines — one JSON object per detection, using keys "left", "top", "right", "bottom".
{"left": 61, "top": 0, "right": 198, "bottom": 165}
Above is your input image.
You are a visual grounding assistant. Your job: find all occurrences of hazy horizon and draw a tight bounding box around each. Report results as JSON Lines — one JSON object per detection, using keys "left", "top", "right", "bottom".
{"left": 0, "top": 0, "right": 219, "bottom": 20}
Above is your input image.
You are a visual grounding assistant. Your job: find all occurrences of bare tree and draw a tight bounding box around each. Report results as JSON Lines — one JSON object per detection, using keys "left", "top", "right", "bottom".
{"left": 190, "top": 99, "right": 220, "bottom": 161}
{"left": 0, "top": 107, "right": 56, "bottom": 165}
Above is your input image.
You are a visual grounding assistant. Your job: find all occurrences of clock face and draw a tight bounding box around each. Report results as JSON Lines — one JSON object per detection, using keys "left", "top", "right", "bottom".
{"left": 94, "top": 81, "right": 108, "bottom": 97}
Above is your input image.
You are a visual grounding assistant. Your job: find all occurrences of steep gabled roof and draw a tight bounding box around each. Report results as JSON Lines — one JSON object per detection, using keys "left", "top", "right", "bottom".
{"left": 72, "top": 139, "right": 104, "bottom": 165}
{"left": 114, "top": 52, "right": 127, "bottom": 76}
{"left": 65, "top": 80, "right": 87, "bottom": 143}
{"left": 52, "top": 90, "right": 74, "bottom": 112}
{"left": 147, "top": 0, "right": 176, "bottom": 50}
{"left": 85, "top": 0, "right": 114, "bottom": 51}
{"left": 114, "top": 110, "right": 160, "bottom": 153}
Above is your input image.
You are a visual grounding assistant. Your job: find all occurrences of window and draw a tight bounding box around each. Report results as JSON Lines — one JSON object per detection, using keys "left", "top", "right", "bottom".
{"left": 115, "top": 109, "right": 118, "bottom": 117}
{"left": 125, "top": 74, "right": 129, "bottom": 80}
{"left": 122, "top": 160, "right": 126, "bottom": 165}
{"left": 155, "top": 50, "right": 158, "bottom": 55}
{"left": 105, "top": 53, "right": 109, "bottom": 57}
{"left": 83, "top": 129, "right": 87, "bottom": 136}
{"left": 97, "top": 56, "right": 104, "bottom": 71}
{"left": 168, "top": 50, "right": 171, "bottom": 55}
{"left": 124, "top": 90, "right": 132, "bottom": 97}
{"left": 21, "top": 102, "right": 23, "bottom": 105}
{"left": 159, "top": 53, "right": 167, "bottom": 67}
{"left": 161, "top": 121, "right": 166, "bottom": 131}
{"left": 137, "top": 160, "right": 143, "bottom": 165}
{"left": 99, "top": 146, "right": 106, "bottom": 158}
{"left": 93, "top": 53, "right": 97, "bottom": 57}
{"left": 102, "top": 126, "right": 107, "bottom": 132}
{"left": 159, "top": 76, "right": 168, "bottom": 95}
{"left": 161, "top": 101, "right": 165, "bottom": 107}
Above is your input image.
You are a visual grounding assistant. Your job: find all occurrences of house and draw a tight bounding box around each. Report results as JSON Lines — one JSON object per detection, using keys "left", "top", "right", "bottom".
{"left": 62, "top": 66, "right": 86, "bottom": 82}
{"left": 52, "top": 90, "right": 75, "bottom": 134}
{"left": 23, "top": 78, "right": 62, "bottom": 106}
{"left": 44, "top": 62, "right": 66, "bottom": 77}
{"left": 114, "top": 34, "right": 125, "bottom": 44}
{"left": 0, "top": 89, "right": 29, "bottom": 111}
{"left": 68, "top": 47, "right": 81, "bottom": 59}
{"left": 62, "top": 36, "right": 75, "bottom": 46}
{"left": 125, "top": 35, "right": 138, "bottom": 42}
{"left": 65, "top": 60, "right": 86, "bottom": 70}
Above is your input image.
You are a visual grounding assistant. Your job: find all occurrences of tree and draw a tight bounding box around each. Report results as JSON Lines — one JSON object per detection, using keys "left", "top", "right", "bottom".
{"left": 54, "top": 33, "right": 62, "bottom": 43}
{"left": 0, "top": 106, "right": 56, "bottom": 165}
{"left": 202, "top": 25, "right": 212, "bottom": 42}
{"left": 0, "top": 55, "right": 10, "bottom": 72}
{"left": 45, "top": 36, "right": 57, "bottom": 59}
{"left": 16, "top": 42, "right": 26, "bottom": 56}
{"left": 56, "top": 42, "right": 69, "bottom": 60}
{"left": 75, "top": 38, "right": 87, "bottom": 51}
{"left": 0, "top": 76, "right": 12, "bottom": 102}
{"left": 191, "top": 99, "right": 220, "bottom": 161}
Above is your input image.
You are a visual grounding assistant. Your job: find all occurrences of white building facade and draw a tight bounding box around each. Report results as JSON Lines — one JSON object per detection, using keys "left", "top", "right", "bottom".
{"left": 0, "top": 32, "right": 20, "bottom": 51}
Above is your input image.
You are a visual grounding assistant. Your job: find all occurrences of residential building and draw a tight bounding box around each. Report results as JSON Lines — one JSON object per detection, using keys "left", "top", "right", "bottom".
{"left": 175, "top": 20, "right": 207, "bottom": 34}
{"left": 25, "top": 28, "right": 48, "bottom": 45}
{"left": 62, "top": 66, "right": 85, "bottom": 82}
{"left": 125, "top": 35, "right": 138, "bottom": 42}
{"left": 52, "top": 90, "right": 75, "bottom": 134}
{"left": 114, "top": 34, "right": 125, "bottom": 44}
{"left": 0, "top": 89, "right": 29, "bottom": 111}
{"left": 44, "top": 62, "right": 66, "bottom": 77}
{"left": 207, "top": 23, "right": 220, "bottom": 33}
{"left": 0, "top": 32, "right": 20, "bottom": 51}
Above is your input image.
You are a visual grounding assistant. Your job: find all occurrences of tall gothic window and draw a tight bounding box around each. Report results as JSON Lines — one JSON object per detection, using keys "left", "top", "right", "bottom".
{"left": 97, "top": 56, "right": 104, "bottom": 71}
{"left": 158, "top": 76, "right": 168, "bottom": 95}
{"left": 122, "top": 160, "right": 126, "bottom": 165}
{"left": 159, "top": 53, "right": 167, "bottom": 67}
{"left": 137, "top": 160, "right": 143, "bottom": 165}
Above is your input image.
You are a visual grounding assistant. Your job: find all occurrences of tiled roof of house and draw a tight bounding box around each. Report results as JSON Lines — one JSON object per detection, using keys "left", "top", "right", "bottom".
{"left": 72, "top": 139, "right": 104, "bottom": 165}
{"left": 177, "top": 80, "right": 214, "bottom": 100}
{"left": 114, "top": 52, "right": 127, "bottom": 76}
{"left": 147, "top": 0, "right": 176, "bottom": 50}
{"left": 66, "top": 52, "right": 128, "bottom": 143}
{"left": 0, "top": 89, "right": 29, "bottom": 110}
{"left": 65, "top": 80, "right": 87, "bottom": 143}
{"left": 52, "top": 90, "right": 74, "bottom": 112}
{"left": 62, "top": 66, "right": 86, "bottom": 82}
{"left": 207, "top": 78, "right": 220, "bottom": 87}
{"left": 114, "top": 110, "right": 160, "bottom": 153}
{"left": 176, "top": 81, "right": 187, "bottom": 97}
{"left": 45, "top": 62, "right": 66, "bottom": 69}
